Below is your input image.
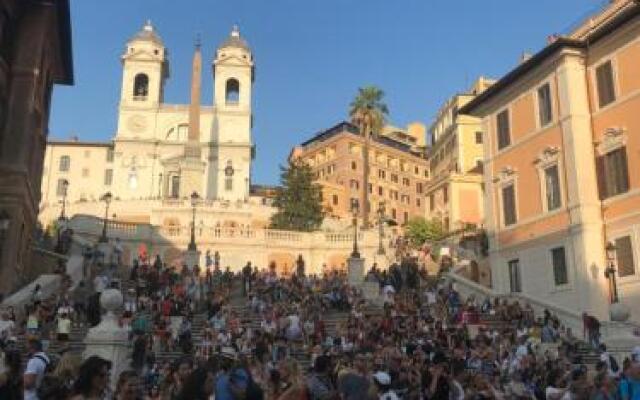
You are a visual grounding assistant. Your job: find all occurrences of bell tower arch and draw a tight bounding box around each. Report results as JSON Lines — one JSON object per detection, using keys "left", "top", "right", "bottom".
{"left": 207, "top": 26, "right": 254, "bottom": 200}
{"left": 117, "top": 20, "right": 169, "bottom": 139}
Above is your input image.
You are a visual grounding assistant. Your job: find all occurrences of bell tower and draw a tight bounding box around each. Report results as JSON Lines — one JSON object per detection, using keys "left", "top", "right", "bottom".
{"left": 207, "top": 26, "right": 254, "bottom": 200}
{"left": 116, "top": 20, "right": 169, "bottom": 139}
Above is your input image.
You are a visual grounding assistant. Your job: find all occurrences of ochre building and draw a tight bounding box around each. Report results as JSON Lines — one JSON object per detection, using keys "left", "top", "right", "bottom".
{"left": 291, "top": 122, "right": 430, "bottom": 225}
{"left": 462, "top": 0, "right": 640, "bottom": 321}
{"left": 425, "top": 77, "right": 494, "bottom": 231}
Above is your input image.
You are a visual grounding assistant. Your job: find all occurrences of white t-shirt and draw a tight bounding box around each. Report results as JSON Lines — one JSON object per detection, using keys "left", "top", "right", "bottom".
{"left": 24, "top": 352, "right": 49, "bottom": 400}
{"left": 545, "top": 386, "right": 566, "bottom": 400}
{"left": 380, "top": 390, "right": 400, "bottom": 400}
{"left": 58, "top": 318, "right": 71, "bottom": 335}
{"left": 0, "top": 319, "right": 15, "bottom": 336}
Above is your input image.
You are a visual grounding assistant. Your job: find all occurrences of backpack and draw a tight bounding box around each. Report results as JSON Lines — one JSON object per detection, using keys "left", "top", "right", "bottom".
{"left": 609, "top": 354, "right": 620, "bottom": 373}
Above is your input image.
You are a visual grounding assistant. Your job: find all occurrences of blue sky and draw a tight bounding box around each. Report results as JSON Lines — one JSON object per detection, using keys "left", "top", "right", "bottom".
{"left": 50, "top": 0, "right": 609, "bottom": 185}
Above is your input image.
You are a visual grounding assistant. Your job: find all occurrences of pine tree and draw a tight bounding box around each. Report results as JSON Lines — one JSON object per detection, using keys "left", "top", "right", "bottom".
{"left": 270, "top": 158, "right": 324, "bottom": 231}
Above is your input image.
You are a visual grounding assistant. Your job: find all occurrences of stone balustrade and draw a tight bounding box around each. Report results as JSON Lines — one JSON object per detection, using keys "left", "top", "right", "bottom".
{"left": 65, "top": 214, "right": 387, "bottom": 274}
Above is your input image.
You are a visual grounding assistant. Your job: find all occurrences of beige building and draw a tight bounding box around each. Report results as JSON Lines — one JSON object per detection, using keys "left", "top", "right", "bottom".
{"left": 461, "top": 0, "right": 640, "bottom": 321}
{"left": 41, "top": 22, "right": 255, "bottom": 226}
{"left": 0, "top": 0, "right": 73, "bottom": 294}
{"left": 291, "top": 122, "right": 430, "bottom": 225}
{"left": 425, "top": 77, "right": 494, "bottom": 230}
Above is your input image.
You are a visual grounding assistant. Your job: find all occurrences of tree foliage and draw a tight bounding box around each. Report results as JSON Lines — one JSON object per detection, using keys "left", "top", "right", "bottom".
{"left": 349, "top": 86, "right": 389, "bottom": 137}
{"left": 405, "top": 217, "right": 447, "bottom": 246}
{"left": 270, "top": 158, "right": 324, "bottom": 232}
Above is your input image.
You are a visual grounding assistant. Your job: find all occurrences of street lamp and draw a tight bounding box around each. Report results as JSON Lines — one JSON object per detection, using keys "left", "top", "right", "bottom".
{"left": 58, "top": 179, "right": 69, "bottom": 221}
{"left": 99, "top": 192, "right": 112, "bottom": 243}
{"left": 377, "top": 202, "right": 386, "bottom": 255}
{"left": 188, "top": 191, "right": 199, "bottom": 251}
{"left": 350, "top": 199, "right": 360, "bottom": 258}
{"left": 604, "top": 241, "right": 619, "bottom": 303}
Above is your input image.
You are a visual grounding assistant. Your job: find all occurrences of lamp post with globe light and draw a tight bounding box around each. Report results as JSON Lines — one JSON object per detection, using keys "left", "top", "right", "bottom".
{"left": 188, "top": 191, "right": 199, "bottom": 251}
{"left": 58, "top": 179, "right": 69, "bottom": 221}
{"left": 351, "top": 199, "right": 360, "bottom": 258}
{"left": 99, "top": 192, "right": 112, "bottom": 243}
{"left": 604, "top": 241, "right": 619, "bottom": 304}
{"left": 377, "top": 202, "right": 386, "bottom": 255}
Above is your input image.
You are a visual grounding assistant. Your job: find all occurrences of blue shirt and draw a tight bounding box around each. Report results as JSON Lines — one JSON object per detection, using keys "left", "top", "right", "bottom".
{"left": 215, "top": 373, "right": 233, "bottom": 400}
{"left": 620, "top": 378, "right": 640, "bottom": 400}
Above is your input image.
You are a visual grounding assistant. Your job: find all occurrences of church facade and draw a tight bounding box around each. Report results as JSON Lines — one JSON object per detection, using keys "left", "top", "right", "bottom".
{"left": 41, "top": 22, "right": 254, "bottom": 216}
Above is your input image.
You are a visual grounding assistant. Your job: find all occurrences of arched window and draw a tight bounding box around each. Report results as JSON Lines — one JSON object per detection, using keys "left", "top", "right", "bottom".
{"left": 133, "top": 73, "right": 149, "bottom": 100}
{"left": 225, "top": 78, "right": 240, "bottom": 105}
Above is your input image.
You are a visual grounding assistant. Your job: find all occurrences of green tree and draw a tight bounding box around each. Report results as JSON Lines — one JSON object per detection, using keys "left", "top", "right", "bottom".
{"left": 270, "top": 158, "right": 324, "bottom": 232}
{"left": 349, "top": 86, "right": 388, "bottom": 228}
{"left": 405, "top": 217, "right": 446, "bottom": 246}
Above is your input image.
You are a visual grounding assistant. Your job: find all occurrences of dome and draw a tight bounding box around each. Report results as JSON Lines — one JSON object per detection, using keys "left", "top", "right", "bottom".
{"left": 219, "top": 25, "right": 250, "bottom": 51}
{"left": 129, "top": 20, "right": 164, "bottom": 46}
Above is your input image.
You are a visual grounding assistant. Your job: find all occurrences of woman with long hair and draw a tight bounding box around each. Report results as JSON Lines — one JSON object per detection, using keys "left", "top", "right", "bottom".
{"left": 70, "top": 355, "right": 112, "bottom": 400}
{"left": 53, "top": 352, "right": 81, "bottom": 394}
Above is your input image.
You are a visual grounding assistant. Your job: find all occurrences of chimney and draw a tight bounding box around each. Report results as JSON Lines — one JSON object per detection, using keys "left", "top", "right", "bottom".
{"left": 520, "top": 52, "right": 533, "bottom": 64}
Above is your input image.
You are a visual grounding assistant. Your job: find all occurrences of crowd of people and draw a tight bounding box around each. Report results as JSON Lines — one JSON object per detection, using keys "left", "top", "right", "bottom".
{"left": 0, "top": 243, "right": 639, "bottom": 399}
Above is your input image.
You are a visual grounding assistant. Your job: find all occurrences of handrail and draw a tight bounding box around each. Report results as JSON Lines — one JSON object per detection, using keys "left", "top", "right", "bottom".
{"left": 446, "top": 271, "right": 640, "bottom": 339}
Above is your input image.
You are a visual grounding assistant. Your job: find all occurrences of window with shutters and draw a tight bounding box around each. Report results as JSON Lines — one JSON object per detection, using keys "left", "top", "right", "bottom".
{"left": 596, "top": 147, "right": 629, "bottom": 199}
{"left": 615, "top": 236, "right": 635, "bottom": 278}
{"left": 59, "top": 155, "right": 70, "bottom": 172}
{"left": 56, "top": 179, "right": 68, "bottom": 196}
{"left": 544, "top": 165, "right": 561, "bottom": 211}
{"left": 508, "top": 259, "right": 521, "bottom": 293}
{"left": 538, "top": 83, "right": 553, "bottom": 126}
{"left": 596, "top": 61, "right": 616, "bottom": 108}
{"left": 502, "top": 184, "right": 517, "bottom": 226}
{"left": 429, "top": 194, "right": 435, "bottom": 211}
{"left": 332, "top": 195, "right": 338, "bottom": 206}
{"left": 475, "top": 131, "right": 483, "bottom": 144}
{"left": 496, "top": 110, "right": 511, "bottom": 150}
{"left": 104, "top": 169, "right": 113, "bottom": 186}
{"left": 443, "top": 186, "right": 448, "bottom": 204}
{"left": 551, "top": 247, "right": 568, "bottom": 285}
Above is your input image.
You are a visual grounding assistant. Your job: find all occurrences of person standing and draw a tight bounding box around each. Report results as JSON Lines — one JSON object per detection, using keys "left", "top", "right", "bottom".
{"left": 243, "top": 262, "right": 253, "bottom": 296}
{"left": 23, "top": 338, "right": 50, "bottom": 400}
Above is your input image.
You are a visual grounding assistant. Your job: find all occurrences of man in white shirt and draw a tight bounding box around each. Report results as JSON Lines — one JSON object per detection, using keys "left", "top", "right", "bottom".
{"left": 23, "top": 338, "right": 49, "bottom": 400}
{"left": 0, "top": 312, "right": 15, "bottom": 339}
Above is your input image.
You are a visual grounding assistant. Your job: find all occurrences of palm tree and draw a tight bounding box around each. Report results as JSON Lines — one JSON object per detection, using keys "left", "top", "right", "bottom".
{"left": 349, "top": 86, "right": 388, "bottom": 228}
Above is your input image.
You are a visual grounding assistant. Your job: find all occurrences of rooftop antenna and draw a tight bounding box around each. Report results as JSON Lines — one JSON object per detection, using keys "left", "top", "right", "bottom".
{"left": 195, "top": 32, "right": 202, "bottom": 49}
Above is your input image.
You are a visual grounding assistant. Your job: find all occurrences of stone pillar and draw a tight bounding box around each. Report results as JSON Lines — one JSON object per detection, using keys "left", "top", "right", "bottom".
{"left": 556, "top": 54, "right": 609, "bottom": 320}
{"left": 347, "top": 256, "right": 365, "bottom": 287}
{"left": 83, "top": 288, "right": 129, "bottom": 390}
{"left": 604, "top": 303, "right": 640, "bottom": 361}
